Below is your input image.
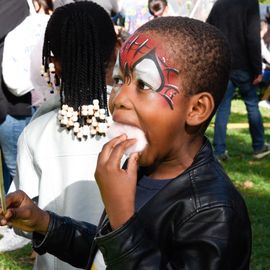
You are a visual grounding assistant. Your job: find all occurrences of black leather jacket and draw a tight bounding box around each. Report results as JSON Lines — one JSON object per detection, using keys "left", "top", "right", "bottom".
{"left": 33, "top": 138, "right": 251, "bottom": 269}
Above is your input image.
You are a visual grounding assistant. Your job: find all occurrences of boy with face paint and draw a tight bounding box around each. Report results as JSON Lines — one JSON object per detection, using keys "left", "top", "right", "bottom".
{"left": 0, "top": 17, "right": 251, "bottom": 269}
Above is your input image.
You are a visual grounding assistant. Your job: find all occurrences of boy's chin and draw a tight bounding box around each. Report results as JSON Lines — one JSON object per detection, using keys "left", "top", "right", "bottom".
{"left": 107, "top": 122, "right": 148, "bottom": 156}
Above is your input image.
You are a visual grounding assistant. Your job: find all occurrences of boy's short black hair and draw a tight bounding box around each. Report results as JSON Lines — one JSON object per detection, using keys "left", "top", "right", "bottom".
{"left": 137, "top": 16, "right": 231, "bottom": 116}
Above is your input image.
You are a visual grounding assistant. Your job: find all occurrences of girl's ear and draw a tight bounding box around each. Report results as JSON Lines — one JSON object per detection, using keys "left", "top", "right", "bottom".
{"left": 186, "top": 92, "right": 215, "bottom": 126}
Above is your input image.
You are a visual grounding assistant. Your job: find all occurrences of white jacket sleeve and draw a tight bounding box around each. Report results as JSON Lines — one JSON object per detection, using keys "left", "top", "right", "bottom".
{"left": 2, "top": 14, "right": 49, "bottom": 96}
{"left": 2, "top": 16, "right": 34, "bottom": 96}
{"left": 13, "top": 127, "right": 40, "bottom": 200}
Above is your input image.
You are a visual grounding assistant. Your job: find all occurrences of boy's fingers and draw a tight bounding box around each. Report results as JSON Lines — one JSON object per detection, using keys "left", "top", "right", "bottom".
{"left": 2, "top": 208, "right": 33, "bottom": 231}
{"left": 5, "top": 190, "right": 25, "bottom": 208}
{"left": 127, "top": 152, "right": 139, "bottom": 178}
{"left": 0, "top": 208, "right": 15, "bottom": 225}
{"left": 98, "top": 134, "right": 127, "bottom": 163}
{"left": 0, "top": 219, "right": 8, "bottom": 226}
{"left": 108, "top": 139, "right": 137, "bottom": 168}
{"left": 4, "top": 208, "right": 17, "bottom": 220}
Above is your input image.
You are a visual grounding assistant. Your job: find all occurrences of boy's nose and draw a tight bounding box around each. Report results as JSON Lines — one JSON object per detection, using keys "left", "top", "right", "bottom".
{"left": 110, "top": 83, "right": 133, "bottom": 110}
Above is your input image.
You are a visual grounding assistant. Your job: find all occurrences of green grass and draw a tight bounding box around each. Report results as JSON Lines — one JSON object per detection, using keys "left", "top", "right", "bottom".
{"left": 0, "top": 244, "right": 34, "bottom": 270}
{"left": 0, "top": 99, "right": 270, "bottom": 269}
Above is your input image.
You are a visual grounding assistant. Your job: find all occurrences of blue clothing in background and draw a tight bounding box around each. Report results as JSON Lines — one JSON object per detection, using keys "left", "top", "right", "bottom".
{"left": 0, "top": 114, "right": 32, "bottom": 193}
{"left": 213, "top": 70, "right": 265, "bottom": 155}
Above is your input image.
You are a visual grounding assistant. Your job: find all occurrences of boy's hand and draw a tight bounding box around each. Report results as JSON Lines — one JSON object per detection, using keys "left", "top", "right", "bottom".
{"left": 95, "top": 134, "right": 139, "bottom": 230}
{"left": 0, "top": 190, "right": 50, "bottom": 235}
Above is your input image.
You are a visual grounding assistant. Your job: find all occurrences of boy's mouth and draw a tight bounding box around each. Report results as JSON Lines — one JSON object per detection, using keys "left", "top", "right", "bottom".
{"left": 111, "top": 113, "right": 138, "bottom": 129}
{"left": 107, "top": 122, "right": 148, "bottom": 156}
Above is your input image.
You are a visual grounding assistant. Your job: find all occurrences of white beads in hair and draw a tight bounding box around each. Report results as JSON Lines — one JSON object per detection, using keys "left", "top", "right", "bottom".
{"left": 57, "top": 99, "right": 112, "bottom": 140}
{"left": 41, "top": 63, "right": 60, "bottom": 94}
{"left": 49, "top": 62, "right": 55, "bottom": 73}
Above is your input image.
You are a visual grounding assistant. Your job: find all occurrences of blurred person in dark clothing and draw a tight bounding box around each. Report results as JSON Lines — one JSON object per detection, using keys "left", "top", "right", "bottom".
{"left": 207, "top": 0, "right": 270, "bottom": 161}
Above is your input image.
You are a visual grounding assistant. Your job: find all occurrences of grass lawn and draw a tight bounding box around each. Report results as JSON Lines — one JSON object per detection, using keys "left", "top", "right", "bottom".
{"left": 0, "top": 99, "right": 270, "bottom": 269}
{"left": 0, "top": 243, "right": 34, "bottom": 270}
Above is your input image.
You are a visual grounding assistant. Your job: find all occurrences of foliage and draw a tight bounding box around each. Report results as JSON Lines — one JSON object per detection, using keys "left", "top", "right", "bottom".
{"left": 260, "top": 0, "right": 270, "bottom": 4}
{"left": 0, "top": 244, "right": 34, "bottom": 270}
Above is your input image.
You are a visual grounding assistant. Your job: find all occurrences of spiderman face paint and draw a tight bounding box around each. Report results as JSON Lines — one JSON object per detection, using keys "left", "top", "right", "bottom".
{"left": 117, "top": 34, "right": 180, "bottom": 110}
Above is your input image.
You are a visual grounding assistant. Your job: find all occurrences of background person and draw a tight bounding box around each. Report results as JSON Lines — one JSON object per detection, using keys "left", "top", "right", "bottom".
{"left": 207, "top": 0, "right": 270, "bottom": 161}
{"left": 0, "top": 0, "right": 53, "bottom": 254}
{"left": 0, "top": 0, "right": 33, "bottom": 254}
{"left": 0, "top": 0, "right": 30, "bottom": 194}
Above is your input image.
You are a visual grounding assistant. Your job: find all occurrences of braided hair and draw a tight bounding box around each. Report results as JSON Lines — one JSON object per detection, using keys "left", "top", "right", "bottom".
{"left": 42, "top": 1, "right": 116, "bottom": 115}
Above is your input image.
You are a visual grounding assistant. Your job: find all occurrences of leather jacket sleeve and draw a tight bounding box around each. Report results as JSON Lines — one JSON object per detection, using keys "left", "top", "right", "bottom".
{"left": 32, "top": 212, "right": 97, "bottom": 269}
{"left": 95, "top": 205, "right": 250, "bottom": 270}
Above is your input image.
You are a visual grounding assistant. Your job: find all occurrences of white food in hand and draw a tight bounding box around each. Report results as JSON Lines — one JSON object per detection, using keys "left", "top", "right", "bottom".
{"left": 107, "top": 122, "right": 148, "bottom": 156}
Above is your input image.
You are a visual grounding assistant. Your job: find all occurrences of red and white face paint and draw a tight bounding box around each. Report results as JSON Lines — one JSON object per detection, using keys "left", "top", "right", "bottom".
{"left": 116, "top": 33, "right": 180, "bottom": 110}
{"left": 108, "top": 34, "right": 181, "bottom": 155}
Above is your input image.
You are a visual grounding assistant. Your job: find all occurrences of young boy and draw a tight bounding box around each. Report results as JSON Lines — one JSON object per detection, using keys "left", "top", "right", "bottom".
{"left": 1, "top": 16, "right": 251, "bottom": 269}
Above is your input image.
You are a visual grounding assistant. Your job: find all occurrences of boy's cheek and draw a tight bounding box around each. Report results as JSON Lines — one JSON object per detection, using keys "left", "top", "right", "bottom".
{"left": 108, "top": 93, "right": 116, "bottom": 113}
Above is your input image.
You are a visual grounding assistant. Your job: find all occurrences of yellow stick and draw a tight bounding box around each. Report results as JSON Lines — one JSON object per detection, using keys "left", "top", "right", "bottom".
{"left": 0, "top": 149, "right": 6, "bottom": 214}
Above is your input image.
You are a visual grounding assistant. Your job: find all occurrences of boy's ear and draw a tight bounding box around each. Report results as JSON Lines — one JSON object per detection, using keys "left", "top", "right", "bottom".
{"left": 186, "top": 92, "right": 215, "bottom": 126}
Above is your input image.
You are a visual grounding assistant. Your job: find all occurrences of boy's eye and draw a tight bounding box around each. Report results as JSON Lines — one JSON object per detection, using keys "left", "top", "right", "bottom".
{"left": 137, "top": 79, "right": 151, "bottom": 91}
{"left": 113, "top": 76, "right": 124, "bottom": 86}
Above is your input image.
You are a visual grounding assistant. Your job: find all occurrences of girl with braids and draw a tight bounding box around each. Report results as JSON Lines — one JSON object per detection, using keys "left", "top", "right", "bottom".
{"left": 11, "top": 2, "right": 117, "bottom": 270}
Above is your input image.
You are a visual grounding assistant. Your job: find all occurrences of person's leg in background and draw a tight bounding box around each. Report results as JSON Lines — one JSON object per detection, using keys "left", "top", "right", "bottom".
{"left": 0, "top": 114, "right": 32, "bottom": 193}
{"left": 237, "top": 70, "right": 270, "bottom": 159}
{"left": 213, "top": 78, "right": 236, "bottom": 161}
